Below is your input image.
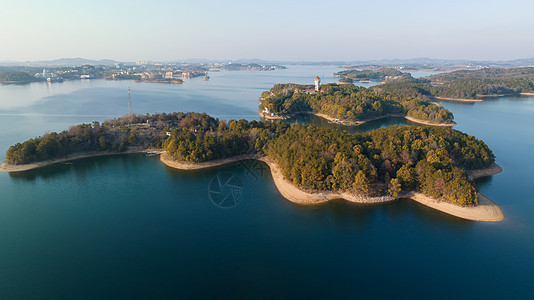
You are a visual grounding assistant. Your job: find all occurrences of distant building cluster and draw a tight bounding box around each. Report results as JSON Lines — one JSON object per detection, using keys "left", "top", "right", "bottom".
{"left": 34, "top": 69, "right": 63, "bottom": 82}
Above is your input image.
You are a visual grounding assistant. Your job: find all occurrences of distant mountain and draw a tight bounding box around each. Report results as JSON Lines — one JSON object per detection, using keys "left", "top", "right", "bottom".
{"left": 179, "top": 58, "right": 221, "bottom": 64}
{"left": 342, "top": 57, "right": 534, "bottom": 68}
{"left": 2, "top": 57, "right": 533, "bottom": 68}
{"left": 179, "top": 58, "right": 280, "bottom": 65}
{"left": 0, "top": 58, "right": 119, "bottom": 67}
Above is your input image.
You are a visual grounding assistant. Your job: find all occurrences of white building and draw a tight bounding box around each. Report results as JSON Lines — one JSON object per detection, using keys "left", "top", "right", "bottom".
{"left": 314, "top": 76, "right": 321, "bottom": 91}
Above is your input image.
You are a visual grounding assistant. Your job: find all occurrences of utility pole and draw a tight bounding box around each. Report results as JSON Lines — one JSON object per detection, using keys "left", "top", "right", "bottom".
{"left": 128, "top": 86, "right": 133, "bottom": 115}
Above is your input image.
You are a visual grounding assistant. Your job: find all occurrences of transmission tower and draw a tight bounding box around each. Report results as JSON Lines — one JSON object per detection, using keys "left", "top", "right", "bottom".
{"left": 128, "top": 86, "right": 133, "bottom": 115}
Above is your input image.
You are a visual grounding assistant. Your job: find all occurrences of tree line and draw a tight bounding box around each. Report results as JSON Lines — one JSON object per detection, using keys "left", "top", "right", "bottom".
{"left": 6, "top": 112, "right": 495, "bottom": 206}
{"left": 374, "top": 67, "right": 534, "bottom": 99}
{"left": 334, "top": 68, "right": 412, "bottom": 82}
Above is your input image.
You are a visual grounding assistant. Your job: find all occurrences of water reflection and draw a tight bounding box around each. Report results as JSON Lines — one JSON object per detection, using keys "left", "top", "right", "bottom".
{"left": 398, "top": 198, "right": 474, "bottom": 229}
{"left": 8, "top": 154, "right": 147, "bottom": 182}
{"left": 283, "top": 113, "right": 419, "bottom": 134}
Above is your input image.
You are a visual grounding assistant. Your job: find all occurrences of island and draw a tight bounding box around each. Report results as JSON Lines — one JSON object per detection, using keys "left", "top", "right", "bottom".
{"left": 221, "top": 63, "right": 286, "bottom": 71}
{"left": 334, "top": 68, "right": 413, "bottom": 83}
{"left": 0, "top": 112, "right": 502, "bottom": 222}
{"left": 135, "top": 78, "right": 183, "bottom": 84}
{"left": 371, "top": 67, "right": 534, "bottom": 101}
{"left": 258, "top": 82, "right": 456, "bottom": 126}
{"left": 0, "top": 71, "right": 43, "bottom": 84}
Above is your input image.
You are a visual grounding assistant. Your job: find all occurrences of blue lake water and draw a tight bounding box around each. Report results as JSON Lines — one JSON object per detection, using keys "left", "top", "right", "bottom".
{"left": 0, "top": 66, "right": 533, "bottom": 298}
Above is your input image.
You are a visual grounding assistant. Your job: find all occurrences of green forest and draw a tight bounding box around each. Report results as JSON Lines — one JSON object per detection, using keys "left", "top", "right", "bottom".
{"left": 260, "top": 83, "right": 454, "bottom": 124}
{"left": 0, "top": 72, "right": 40, "bottom": 83}
{"left": 334, "top": 68, "right": 412, "bottom": 82}
{"left": 5, "top": 112, "right": 494, "bottom": 206}
{"left": 374, "top": 67, "right": 534, "bottom": 99}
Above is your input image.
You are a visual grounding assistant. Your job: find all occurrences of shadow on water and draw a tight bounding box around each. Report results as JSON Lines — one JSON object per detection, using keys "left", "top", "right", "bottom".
{"left": 293, "top": 197, "right": 473, "bottom": 231}
{"left": 9, "top": 153, "right": 475, "bottom": 233}
{"left": 292, "top": 198, "right": 377, "bottom": 229}
{"left": 396, "top": 198, "right": 474, "bottom": 229}
{"left": 284, "top": 113, "right": 420, "bottom": 134}
{"left": 474, "top": 175, "right": 494, "bottom": 190}
{"left": 8, "top": 153, "right": 147, "bottom": 182}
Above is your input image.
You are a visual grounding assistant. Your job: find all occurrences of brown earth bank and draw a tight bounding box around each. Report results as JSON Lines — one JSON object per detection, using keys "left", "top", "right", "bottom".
{"left": 435, "top": 92, "right": 534, "bottom": 102}
{"left": 259, "top": 111, "right": 455, "bottom": 127}
{"left": 434, "top": 96, "right": 483, "bottom": 102}
{"left": 0, "top": 147, "right": 160, "bottom": 172}
{"left": 467, "top": 163, "right": 503, "bottom": 180}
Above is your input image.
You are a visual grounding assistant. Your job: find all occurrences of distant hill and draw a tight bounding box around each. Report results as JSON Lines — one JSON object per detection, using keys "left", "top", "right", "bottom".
{"left": 2, "top": 57, "right": 534, "bottom": 68}
{"left": 0, "top": 58, "right": 119, "bottom": 67}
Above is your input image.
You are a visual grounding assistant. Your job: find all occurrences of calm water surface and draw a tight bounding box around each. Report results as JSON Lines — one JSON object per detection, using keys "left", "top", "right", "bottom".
{"left": 0, "top": 66, "right": 533, "bottom": 298}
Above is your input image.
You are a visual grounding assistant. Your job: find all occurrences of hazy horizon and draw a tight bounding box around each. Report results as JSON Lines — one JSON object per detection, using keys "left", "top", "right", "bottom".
{"left": 1, "top": 0, "right": 533, "bottom": 62}
{"left": 2, "top": 56, "right": 534, "bottom": 65}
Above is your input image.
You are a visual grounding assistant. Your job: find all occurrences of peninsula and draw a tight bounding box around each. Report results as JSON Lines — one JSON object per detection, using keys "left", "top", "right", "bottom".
{"left": 371, "top": 66, "right": 534, "bottom": 101}
{"left": 1, "top": 112, "right": 502, "bottom": 221}
{"left": 334, "top": 68, "right": 412, "bottom": 83}
{"left": 259, "top": 82, "right": 456, "bottom": 127}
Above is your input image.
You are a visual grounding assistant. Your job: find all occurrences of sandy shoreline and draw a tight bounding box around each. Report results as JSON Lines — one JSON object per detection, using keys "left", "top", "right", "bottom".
{"left": 258, "top": 157, "right": 395, "bottom": 205}
{"left": 467, "top": 163, "right": 503, "bottom": 180}
{"left": 260, "top": 111, "right": 455, "bottom": 127}
{"left": 0, "top": 148, "right": 158, "bottom": 173}
{"left": 161, "top": 154, "right": 503, "bottom": 222}
{"left": 405, "top": 191, "right": 503, "bottom": 222}
{"left": 159, "top": 153, "right": 260, "bottom": 170}
{"left": 434, "top": 96, "right": 483, "bottom": 102}
{"left": 435, "top": 92, "right": 534, "bottom": 102}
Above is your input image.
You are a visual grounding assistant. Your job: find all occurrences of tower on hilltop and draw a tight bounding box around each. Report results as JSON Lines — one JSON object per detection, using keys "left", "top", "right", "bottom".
{"left": 314, "top": 76, "right": 321, "bottom": 91}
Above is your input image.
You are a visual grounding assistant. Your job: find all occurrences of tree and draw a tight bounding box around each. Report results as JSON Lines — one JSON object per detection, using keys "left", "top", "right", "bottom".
{"left": 128, "top": 132, "right": 136, "bottom": 145}
{"left": 353, "top": 170, "right": 370, "bottom": 195}
{"left": 388, "top": 178, "right": 401, "bottom": 197}
{"left": 396, "top": 165, "right": 416, "bottom": 189}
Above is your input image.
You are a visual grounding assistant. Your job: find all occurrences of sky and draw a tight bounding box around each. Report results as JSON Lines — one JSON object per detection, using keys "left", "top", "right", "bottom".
{"left": 1, "top": 0, "right": 533, "bottom": 62}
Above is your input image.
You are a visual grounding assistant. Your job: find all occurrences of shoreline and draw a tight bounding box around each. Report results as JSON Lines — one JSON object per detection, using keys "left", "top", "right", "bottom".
{"left": 434, "top": 96, "right": 483, "bottom": 102}
{"left": 434, "top": 92, "right": 534, "bottom": 102}
{"left": 1, "top": 150, "right": 504, "bottom": 222}
{"left": 467, "top": 163, "right": 502, "bottom": 180}
{"left": 0, "top": 148, "right": 158, "bottom": 173}
{"left": 161, "top": 153, "right": 503, "bottom": 222}
{"left": 159, "top": 153, "right": 260, "bottom": 170}
{"left": 260, "top": 111, "right": 455, "bottom": 127}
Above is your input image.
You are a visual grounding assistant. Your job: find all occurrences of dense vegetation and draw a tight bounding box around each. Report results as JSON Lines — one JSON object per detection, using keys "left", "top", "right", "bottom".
{"left": 260, "top": 83, "right": 453, "bottom": 124}
{"left": 334, "top": 68, "right": 413, "bottom": 82}
{"left": 428, "top": 67, "right": 534, "bottom": 81}
{"left": 0, "top": 72, "right": 40, "bottom": 83}
{"left": 375, "top": 67, "right": 534, "bottom": 100}
{"left": 5, "top": 112, "right": 495, "bottom": 206}
{"left": 265, "top": 125, "right": 493, "bottom": 205}
{"left": 5, "top": 112, "right": 208, "bottom": 164}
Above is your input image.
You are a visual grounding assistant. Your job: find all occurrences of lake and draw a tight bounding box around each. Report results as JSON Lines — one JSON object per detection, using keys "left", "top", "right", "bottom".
{"left": 0, "top": 66, "right": 533, "bottom": 298}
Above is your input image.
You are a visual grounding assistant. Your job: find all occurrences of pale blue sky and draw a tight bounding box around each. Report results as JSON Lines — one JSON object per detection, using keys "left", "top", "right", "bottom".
{"left": 1, "top": 0, "right": 533, "bottom": 61}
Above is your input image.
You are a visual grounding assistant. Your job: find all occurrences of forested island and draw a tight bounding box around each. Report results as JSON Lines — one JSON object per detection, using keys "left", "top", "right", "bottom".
{"left": 135, "top": 78, "right": 184, "bottom": 84}
{"left": 1, "top": 112, "right": 503, "bottom": 221}
{"left": 221, "top": 63, "right": 286, "bottom": 71}
{"left": 373, "top": 67, "right": 534, "bottom": 100}
{"left": 0, "top": 71, "right": 42, "bottom": 83}
{"left": 259, "top": 83, "right": 455, "bottom": 126}
{"left": 334, "top": 68, "right": 412, "bottom": 82}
